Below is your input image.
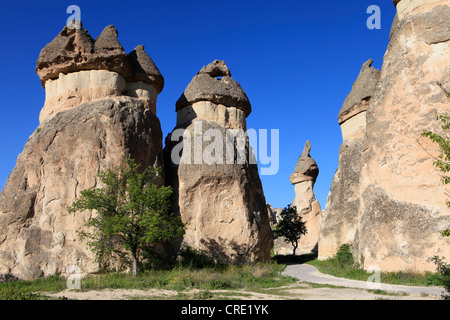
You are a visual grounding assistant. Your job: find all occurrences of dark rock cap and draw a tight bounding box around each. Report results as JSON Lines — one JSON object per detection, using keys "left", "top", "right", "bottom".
{"left": 127, "top": 45, "right": 164, "bottom": 93}
{"left": 198, "top": 59, "right": 231, "bottom": 77}
{"left": 290, "top": 140, "right": 319, "bottom": 184}
{"left": 338, "top": 59, "right": 380, "bottom": 124}
{"left": 36, "top": 24, "right": 164, "bottom": 93}
{"left": 94, "top": 25, "right": 125, "bottom": 53}
{"left": 36, "top": 24, "right": 131, "bottom": 86}
{"left": 176, "top": 60, "right": 251, "bottom": 117}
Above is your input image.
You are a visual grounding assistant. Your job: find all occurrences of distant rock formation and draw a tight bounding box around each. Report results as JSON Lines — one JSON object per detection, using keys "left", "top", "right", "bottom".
{"left": 266, "top": 204, "right": 281, "bottom": 225}
{"left": 0, "top": 24, "right": 164, "bottom": 280}
{"left": 274, "top": 141, "right": 321, "bottom": 255}
{"left": 164, "top": 60, "right": 273, "bottom": 264}
{"left": 319, "top": 0, "right": 450, "bottom": 272}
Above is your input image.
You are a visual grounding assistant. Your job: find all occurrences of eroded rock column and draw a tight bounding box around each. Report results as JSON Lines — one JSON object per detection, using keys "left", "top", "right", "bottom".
{"left": 164, "top": 60, "right": 273, "bottom": 264}
{"left": 0, "top": 23, "right": 165, "bottom": 279}
{"left": 319, "top": 0, "right": 450, "bottom": 272}
{"left": 274, "top": 141, "right": 321, "bottom": 255}
{"left": 318, "top": 60, "right": 380, "bottom": 260}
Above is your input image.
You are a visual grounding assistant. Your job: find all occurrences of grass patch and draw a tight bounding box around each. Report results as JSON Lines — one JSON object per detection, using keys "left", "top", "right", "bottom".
{"left": 0, "top": 261, "right": 297, "bottom": 299}
{"left": 304, "top": 244, "right": 444, "bottom": 287}
{"left": 302, "top": 281, "right": 350, "bottom": 290}
{"left": 307, "top": 258, "right": 442, "bottom": 287}
{"left": 368, "top": 289, "right": 408, "bottom": 296}
{"left": 0, "top": 275, "right": 68, "bottom": 300}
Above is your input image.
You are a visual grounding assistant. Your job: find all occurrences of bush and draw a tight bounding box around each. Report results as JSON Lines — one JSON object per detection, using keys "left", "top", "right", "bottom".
{"left": 432, "top": 255, "right": 450, "bottom": 299}
{"left": 335, "top": 243, "right": 356, "bottom": 268}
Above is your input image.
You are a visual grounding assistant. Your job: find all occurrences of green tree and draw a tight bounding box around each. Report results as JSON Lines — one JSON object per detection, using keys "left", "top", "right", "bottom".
{"left": 422, "top": 96, "right": 450, "bottom": 297}
{"left": 69, "top": 157, "right": 184, "bottom": 276}
{"left": 422, "top": 112, "right": 450, "bottom": 234}
{"left": 273, "top": 205, "right": 307, "bottom": 256}
{"left": 422, "top": 113, "right": 450, "bottom": 206}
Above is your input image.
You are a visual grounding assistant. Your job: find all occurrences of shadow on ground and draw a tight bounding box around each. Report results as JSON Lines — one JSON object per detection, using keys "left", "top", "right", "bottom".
{"left": 272, "top": 253, "right": 317, "bottom": 265}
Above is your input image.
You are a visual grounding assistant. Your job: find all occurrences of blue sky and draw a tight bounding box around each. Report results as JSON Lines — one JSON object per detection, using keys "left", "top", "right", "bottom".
{"left": 0, "top": 0, "right": 396, "bottom": 209}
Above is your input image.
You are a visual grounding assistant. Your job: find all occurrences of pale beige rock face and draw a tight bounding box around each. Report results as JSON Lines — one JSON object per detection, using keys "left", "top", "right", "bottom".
{"left": 41, "top": 70, "right": 159, "bottom": 123}
{"left": 319, "top": 2, "right": 450, "bottom": 271}
{"left": 165, "top": 119, "right": 273, "bottom": 264}
{"left": 176, "top": 101, "right": 246, "bottom": 130}
{"left": 0, "top": 97, "right": 164, "bottom": 280}
{"left": 42, "top": 70, "right": 126, "bottom": 122}
{"left": 293, "top": 181, "right": 321, "bottom": 254}
{"left": 396, "top": 0, "right": 448, "bottom": 20}
{"left": 357, "top": 3, "right": 450, "bottom": 271}
{"left": 340, "top": 111, "right": 367, "bottom": 142}
{"left": 125, "top": 80, "right": 158, "bottom": 114}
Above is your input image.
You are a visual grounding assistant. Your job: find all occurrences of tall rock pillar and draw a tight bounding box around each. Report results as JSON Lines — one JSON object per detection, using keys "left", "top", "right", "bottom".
{"left": 0, "top": 24, "right": 165, "bottom": 279}
{"left": 290, "top": 141, "right": 321, "bottom": 254}
{"left": 357, "top": 0, "right": 450, "bottom": 271}
{"left": 318, "top": 60, "right": 380, "bottom": 260}
{"left": 274, "top": 141, "right": 321, "bottom": 255}
{"left": 319, "top": 0, "right": 450, "bottom": 272}
{"left": 164, "top": 60, "right": 273, "bottom": 264}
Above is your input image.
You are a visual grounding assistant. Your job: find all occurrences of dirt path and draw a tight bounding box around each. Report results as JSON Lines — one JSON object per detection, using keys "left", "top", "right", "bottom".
{"left": 282, "top": 264, "right": 445, "bottom": 297}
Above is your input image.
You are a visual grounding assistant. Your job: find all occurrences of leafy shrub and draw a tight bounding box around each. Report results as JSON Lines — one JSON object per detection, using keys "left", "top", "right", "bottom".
{"left": 335, "top": 243, "right": 356, "bottom": 268}
{"left": 432, "top": 255, "right": 450, "bottom": 299}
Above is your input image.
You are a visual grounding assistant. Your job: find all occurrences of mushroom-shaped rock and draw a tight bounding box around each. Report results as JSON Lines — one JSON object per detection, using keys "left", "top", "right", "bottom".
{"left": 290, "top": 141, "right": 319, "bottom": 184}
{"left": 176, "top": 60, "right": 251, "bottom": 117}
{"left": 36, "top": 24, "right": 131, "bottom": 86}
{"left": 127, "top": 45, "right": 164, "bottom": 93}
{"left": 275, "top": 140, "right": 321, "bottom": 256}
{"left": 338, "top": 59, "right": 380, "bottom": 125}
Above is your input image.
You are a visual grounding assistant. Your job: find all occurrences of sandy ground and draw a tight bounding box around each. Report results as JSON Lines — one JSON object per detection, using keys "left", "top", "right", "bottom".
{"left": 44, "top": 282, "right": 441, "bottom": 301}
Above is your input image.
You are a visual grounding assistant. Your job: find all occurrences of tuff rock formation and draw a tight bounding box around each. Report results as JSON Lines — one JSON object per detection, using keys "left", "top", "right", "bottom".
{"left": 274, "top": 141, "right": 321, "bottom": 255}
{"left": 319, "top": 0, "right": 450, "bottom": 272}
{"left": 266, "top": 204, "right": 281, "bottom": 225}
{"left": 0, "top": 24, "right": 164, "bottom": 280}
{"left": 36, "top": 24, "right": 163, "bottom": 123}
{"left": 319, "top": 60, "right": 380, "bottom": 261}
{"left": 164, "top": 60, "right": 273, "bottom": 264}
